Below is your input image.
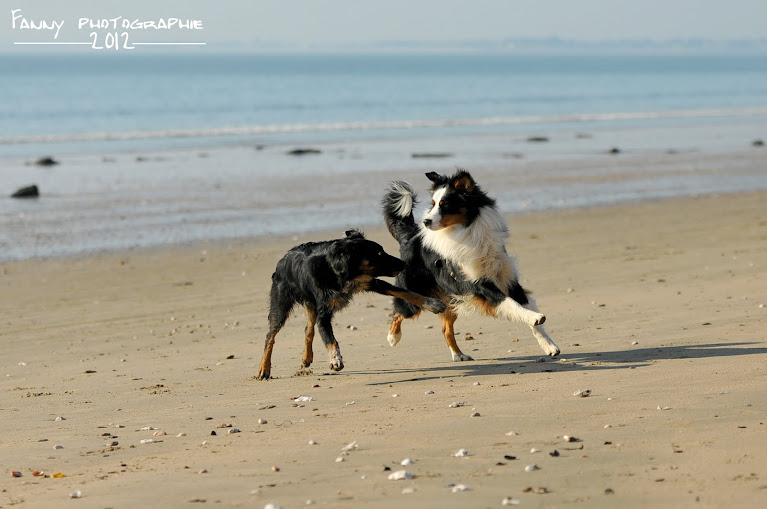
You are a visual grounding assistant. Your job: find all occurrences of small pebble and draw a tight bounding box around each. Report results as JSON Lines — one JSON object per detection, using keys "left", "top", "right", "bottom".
{"left": 505, "top": 431, "right": 518, "bottom": 437}
{"left": 258, "top": 419, "right": 267, "bottom": 425}
{"left": 153, "top": 431, "right": 167, "bottom": 436}
{"left": 69, "top": 490, "right": 82, "bottom": 499}
{"left": 448, "top": 401, "right": 467, "bottom": 408}
{"left": 309, "top": 440, "right": 317, "bottom": 445}
{"left": 140, "top": 439, "right": 154, "bottom": 444}
{"left": 388, "top": 470, "right": 413, "bottom": 480}
{"left": 451, "top": 484, "right": 470, "bottom": 493}
{"left": 216, "top": 423, "right": 232, "bottom": 429}
{"left": 402, "top": 487, "right": 415, "bottom": 494}
{"left": 530, "top": 447, "right": 541, "bottom": 453}
{"left": 264, "top": 504, "right": 282, "bottom": 509}
{"left": 469, "top": 412, "right": 481, "bottom": 418}
{"left": 11, "top": 471, "right": 22, "bottom": 478}
{"left": 549, "top": 450, "right": 560, "bottom": 457}
{"left": 401, "top": 458, "right": 415, "bottom": 465}
{"left": 392, "top": 393, "right": 399, "bottom": 398}
{"left": 502, "top": 498, "right": 521, "bottom": 506}
{"left": 335, "top": 457, "right": 345, "bottom": 463}
{"left": 424, "top": 390, "right": 435, "bottom": 395}
{"left": 55, "top": 416, "right": 66, "bottom": 421}
{"left": 347, "top": 325, "right": 358, "bottom": 331}
{"left": 573, "top": 389, "right": 591, "bottom": 397}
{"left": 454, "top": 449, "right": 469, "bottom": 457}
{"left": 227, "top": 428, "right": 241, "bottom": 434}
{"left": 198, "top": 469, "right": 208, "bottom": 474}
{"left": 177, "top": 432, "right": 187, "bottom": 437}
{"left": 524, "top": 464, "right": 540, "bottom": 472}
{"left": 271, "top": 465, "right": 280, "bottom": 472}
{"left": 53, "top": 444, "right": 64, "bottom": 450}
{"left": 563, "top": 435, "right": 580, "bottom": 442}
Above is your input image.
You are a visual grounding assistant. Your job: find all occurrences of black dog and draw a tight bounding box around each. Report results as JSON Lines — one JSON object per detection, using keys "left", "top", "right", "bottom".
{"left": 257, "top": 229, "right": 446, "bottom": 379}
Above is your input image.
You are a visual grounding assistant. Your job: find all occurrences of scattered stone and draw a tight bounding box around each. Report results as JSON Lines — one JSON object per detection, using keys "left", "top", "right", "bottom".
{"left": 153, "top": 431, "right": 167, "bottom": 436}
{"left": 55, "top": 416, "right": 66, "bottom": 421}
{"left": 608, "top": 147, "right": 621, "bottom": 154}
{"left": 530, "top": 447, "right": 541, "bottom": 453}
{"left": 402, "top": 487, "right": 415, "bottom": 494}
{"left": 293, "top": 395, "right": 313, "bottom": 402}
{"left": 469, "top": 412, "right": 481, "bottom": 418}
{"left": 504, "top": 455, "right": 517, "bottom": 460}
{"left": 424, "top": 390, "right": 435, "bottom": 395}
{"left": 176, "top": 432, "right": 187, "bottom": 437}
{"left": 605, "top": 488, "right": 615, "bottom": 495}
{"left": 563, "top": 435, "right": 581, "bottom": 442}
{"left": 335, "top": 457, "right": 345, "bottom": 463}
{"left": 11, "top": 185, "right": 39, "bottom": 198}
{"left": 388, "top": 470, "right": 413, "bottom": 480}
{"left": 448, "top": 401, "right": 468, "bottom": 408}
{"left": 502, "top": 497, "right": 521, "bottom": 505}
{"left": 453, "top": 449, "right": 469, "bottom": 457}
{"left": 401, "top": 458, "right": 415, "bottom": 465}
{"left": 286, "top": 148, "right": 321, "bottom": 156}
{"left": 11, "top": 471, "right": 22, "bottom": 478}
{"left": 271, "top": 465, "right": 280, "bottom": 472}
{"left": 505, "top": 431, "right": 518, "bottom": 437}
{"left": 227, "top": 428, "right": 241, "bottom": 434}
{"left": 347, "top": 325, "right": 358, "bottom": 331}
{"left": 69, "top": 490, "right": 82, "bottom": 499}
{"left": 526, "top": 136, "right": 549, "bottom": 143}
{"left": 411, "top": 153, "right": 453, "bottom": 158}
{"left": 53, "top": 444, "right": 64, "bottom": 450}
{"left": 573, "top": 389, "right": 592, "bottom": 397}
{"left": 258, "top": 419, "right": 268, "bottom": 425}
{"left": 35, "top": 156, "right": 59, "bottom": 166}
{"left": 309, "top": 440, "right": 317, "bottom": 445}
{"left": 451, "top": 484, "right": 470, "bottom": 492}
{"left": 753, "top": 139, "right": 764, "bottom": 147}
{"left": 549, "top": 450, "right": 560, "bottom": 457}
{"left": 140, "top": 439, "right": 155, "bottom": 444}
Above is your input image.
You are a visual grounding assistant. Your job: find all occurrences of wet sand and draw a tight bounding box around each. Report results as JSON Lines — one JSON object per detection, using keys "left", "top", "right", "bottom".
{"left": 1, "top": 190, "right": 766, "bottom": 508}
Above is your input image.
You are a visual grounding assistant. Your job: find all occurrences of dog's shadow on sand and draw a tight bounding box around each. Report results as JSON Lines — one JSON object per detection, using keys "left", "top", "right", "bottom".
{"left": 357, "top": 340, "right": 767, "bottom": 385}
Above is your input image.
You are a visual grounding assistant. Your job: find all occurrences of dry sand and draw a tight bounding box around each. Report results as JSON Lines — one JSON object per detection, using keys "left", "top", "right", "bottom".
{"left": 1, "top": 191, "right": 766, "bottom": 508}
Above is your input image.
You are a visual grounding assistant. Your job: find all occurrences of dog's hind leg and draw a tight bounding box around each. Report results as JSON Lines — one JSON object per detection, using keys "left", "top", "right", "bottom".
{"left": 387, "top": 297, "right": 421, "bottom": 347}
{"left": 302, "top": 306, "right": 317, "bottom": 367}
{"left": 257, "top": 283, "right": 293, "bottom": 380}
{"left": 442, "top": 309, "right": 473, "bottom": 361}
{"left": 317, "top": 311, "right": 344, "bottom": 372}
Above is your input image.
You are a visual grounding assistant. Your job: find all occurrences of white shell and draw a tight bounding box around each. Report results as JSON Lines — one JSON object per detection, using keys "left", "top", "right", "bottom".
{"left": 388, "top": 470, "right": 413, "bottom": 481}
{"left": 524, "top": 464, "right": 540, "bottom": 472}
{"left": 453, "top": 449, "right": 469, "bottom": 457}
{"left": 341, "top": 440, "right": 358, "bottom": 452}
{"left": 293, "top": 396, "right": 313, "bottom": 402}
{"left": 400, "top": 458, "right": 415, "bottom": 465}
{"left": 451, "top": 484, "right": 470, "bottom": 492}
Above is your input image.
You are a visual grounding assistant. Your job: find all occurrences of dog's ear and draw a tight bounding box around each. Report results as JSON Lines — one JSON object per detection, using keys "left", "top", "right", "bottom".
{"left": 452, "top": 170, "right": 475, "bottom": 193}
{"left": 329, "top": 242, "right": 352, "bottom": 281}
{"left": 425, "top": 172, "right": 444, "bottom": 184}
{"left": 345, "top": 229, "right": 365, "bottom": 239}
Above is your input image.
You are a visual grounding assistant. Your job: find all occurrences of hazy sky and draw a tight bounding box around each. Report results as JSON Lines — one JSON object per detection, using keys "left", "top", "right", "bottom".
{"left": 4, "top": 0, "right": 766, "bottom": 49}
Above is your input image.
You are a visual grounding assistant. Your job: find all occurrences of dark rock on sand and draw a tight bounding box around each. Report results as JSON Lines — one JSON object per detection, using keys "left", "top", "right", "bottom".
{"left": 11, "top": 185, "right": 40, "bottom": 198}
{"left": 608, "top": 147, "right": 621, "bottom": 155}
{"left": 34, "top": 156, "right": 59, "bottom": 166}
{"left": 287, "top": 148, "right": 322, "bottom": 156}
{"left": 526, "top": 136, "right": 549, "bottom": 143}
{"left": 753, "top": 139, "right": 764, "bottom": 147}
{"left": 411, "top": 153, "right": 453, "bottom": 159}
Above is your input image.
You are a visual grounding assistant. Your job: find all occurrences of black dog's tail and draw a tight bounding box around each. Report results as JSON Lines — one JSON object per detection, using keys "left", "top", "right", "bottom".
{"left": 382, "top": 180, "right": 419, "bottom": 245}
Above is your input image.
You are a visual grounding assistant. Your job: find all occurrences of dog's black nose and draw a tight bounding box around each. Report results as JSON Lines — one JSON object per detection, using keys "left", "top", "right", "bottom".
{"left": 423, "top": 218, "right": 432, "bottom": 228}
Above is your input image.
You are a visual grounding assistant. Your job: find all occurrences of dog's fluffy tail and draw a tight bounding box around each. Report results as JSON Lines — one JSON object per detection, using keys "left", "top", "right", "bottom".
{"left": 382, "top": 180, "right": 419, "bottom": 244}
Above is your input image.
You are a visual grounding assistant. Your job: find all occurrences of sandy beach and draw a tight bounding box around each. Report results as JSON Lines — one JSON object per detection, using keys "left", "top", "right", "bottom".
{"left": 2, "top": 185, "right": 765, "bottom": 508}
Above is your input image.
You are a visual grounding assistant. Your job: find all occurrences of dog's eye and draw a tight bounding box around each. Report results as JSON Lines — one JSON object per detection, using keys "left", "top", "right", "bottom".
{"left": 439, "top": 200, "right": 444, "bottom": 207}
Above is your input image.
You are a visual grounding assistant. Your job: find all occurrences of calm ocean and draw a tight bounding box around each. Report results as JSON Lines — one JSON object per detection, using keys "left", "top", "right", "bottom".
{"left": 2, "top": 53, "right": 767, "bottom": 155}
{"left": 1, "top": 52, "right": 767, "bottom": 260}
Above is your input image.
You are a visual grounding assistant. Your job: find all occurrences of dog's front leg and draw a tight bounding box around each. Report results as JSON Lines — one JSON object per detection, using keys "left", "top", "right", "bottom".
{"left": 522, "top": 295, "right": 560, "bottom": 357}
{"left": 368, "top": 279, "right": 446, "bottom": 314}
{"left": 317, "top": 312, "right": 344, "bottom": 371}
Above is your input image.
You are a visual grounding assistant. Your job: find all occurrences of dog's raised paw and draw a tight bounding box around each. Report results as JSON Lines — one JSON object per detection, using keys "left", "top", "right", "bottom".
{"left": 387, "top": 332, "right": 402, "bottom": 347}
{"left": 423, "top": 298, "right": 447, "bottom": 314}
{"left": 452, "top": 352, "right": 474, "bottom": 362}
